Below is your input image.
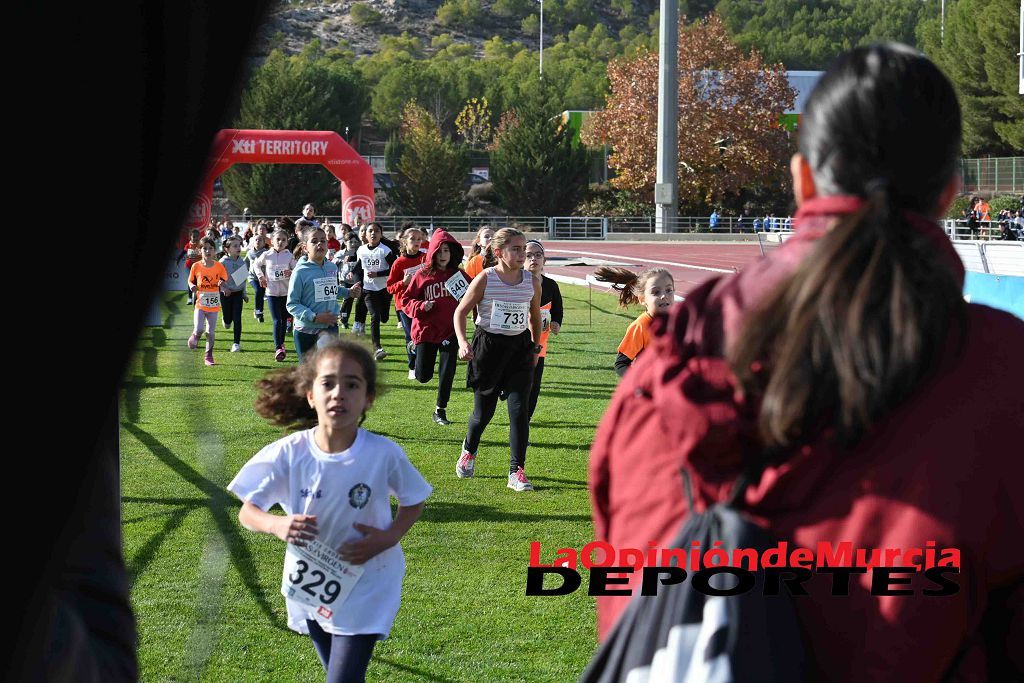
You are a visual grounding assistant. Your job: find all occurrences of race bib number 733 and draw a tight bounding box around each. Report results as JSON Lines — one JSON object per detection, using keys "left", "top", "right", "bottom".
{"left": 281, "top": 539, "right": 364, "bottom": 619}
{"left": 489, "top": 300, "right": 529, "bottom": 332}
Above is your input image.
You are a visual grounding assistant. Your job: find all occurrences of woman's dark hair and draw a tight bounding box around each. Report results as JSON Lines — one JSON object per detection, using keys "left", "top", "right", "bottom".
{"left": 254, "top": 337, "right": 381, "bottom": 430}
{"left": 729, "top": 44, "right": 966, "bottom": 449}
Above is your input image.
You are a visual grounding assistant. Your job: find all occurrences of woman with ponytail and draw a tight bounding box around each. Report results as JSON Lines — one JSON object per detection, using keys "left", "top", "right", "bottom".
{"left": 589, "top": 44, "right": 1024, "bottom": 680}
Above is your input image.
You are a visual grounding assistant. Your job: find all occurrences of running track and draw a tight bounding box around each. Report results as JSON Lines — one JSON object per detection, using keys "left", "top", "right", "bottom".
{"left": 536, "top": 241, "right": 763, "bottom": 298}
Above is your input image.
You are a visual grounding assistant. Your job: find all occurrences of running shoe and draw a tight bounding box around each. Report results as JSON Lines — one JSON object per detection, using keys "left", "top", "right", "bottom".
{"left": 507, "top": 467, "right": 534, "bottom": 492}
{"left": 407, "top": 340, "right": 416, "bottom": 356}
{"left": 456, "top": 449, "right": 476, "bottom": 478}
{"left": 433, "top": 409, "right": 450, "bottom": 426}
{"left": 204, "top": 352, "right": 216, "bottom": 366}
{"left": 230, "top": 343, "right": 241, "bottom": 353}
{"left": 275, "top": 347, "right": 286, "bottom": 362}
{"left": 409, "top": 369, "right": 417, "bottom": 380}
{"left": 375, "top": 347, "right": 387, "bottom": 361}
{"left": 187, "top": 333, "right": 198, "bottom": 350}
{"left": 341, "top": 320, "right": 349, "bottom": 329}
{"left": 396, "top": 321, "right": 403, "bottom": 329}
{"left": 223, "top": 318, "right": 231, "bottom": 330}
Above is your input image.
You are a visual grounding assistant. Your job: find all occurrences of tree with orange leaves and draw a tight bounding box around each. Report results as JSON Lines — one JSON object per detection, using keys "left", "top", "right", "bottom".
{"left": 581, "top": 13, "right": 795, "bottom": 207}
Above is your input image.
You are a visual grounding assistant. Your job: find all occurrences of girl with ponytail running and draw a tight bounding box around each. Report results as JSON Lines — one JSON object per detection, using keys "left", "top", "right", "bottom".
{"left": 589, "top": 44, "right": 1024, "bottom": 679}
{"left": 592, "top": 266, "right": 674, "bottom": 377}
{"left": 453, "top": 227, "right": 542, "bottom": 492}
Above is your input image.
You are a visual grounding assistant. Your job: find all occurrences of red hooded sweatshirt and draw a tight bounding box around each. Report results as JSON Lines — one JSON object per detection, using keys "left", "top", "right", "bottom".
{"left": 589, "top": 196, "right": 1024, "bottom": 681}
{"left": 386, "top": 249, "right": 426, "bottom": 312}
{"left": 403, "top": 229, "right": 466, "bottom": 345}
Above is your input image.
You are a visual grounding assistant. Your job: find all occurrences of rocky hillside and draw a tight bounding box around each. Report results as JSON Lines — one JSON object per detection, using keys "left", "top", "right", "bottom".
{"left": 255, "top": 0, "right": 658, "bottom": 59}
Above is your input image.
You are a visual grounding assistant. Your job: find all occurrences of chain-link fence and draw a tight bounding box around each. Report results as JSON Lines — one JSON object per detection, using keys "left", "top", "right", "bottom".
{"left": 960, "top": 157, "right": 1024, "bottom": 195}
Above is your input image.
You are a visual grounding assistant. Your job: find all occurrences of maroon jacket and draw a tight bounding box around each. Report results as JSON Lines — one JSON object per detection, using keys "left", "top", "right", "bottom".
{"left": 589, "top": 196, "right": 1024, "bottom": 681}
{"left": 403, "top": 229, "right": 465, "bottom": 345}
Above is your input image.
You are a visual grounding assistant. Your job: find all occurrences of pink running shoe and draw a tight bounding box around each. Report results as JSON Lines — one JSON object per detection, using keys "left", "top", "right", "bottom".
{"left": 275, "top": 347, "right": 286, "bottom": 362}
{"left": 507, "top": 467, "right": 534, "bottom": 492}
{"left": 187, "top": 333, "right": 198, "bottom": 350}
{"left": 204, "top": 352, "right": 215, "bottom": 366}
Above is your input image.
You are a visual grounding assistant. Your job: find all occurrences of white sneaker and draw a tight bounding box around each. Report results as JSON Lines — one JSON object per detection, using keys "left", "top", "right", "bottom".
{"left": 353, "top": 322, "right": 365, "bottom": 335}
{"left": 230, "top": 343, "right": 241, "bottom": 353}
{"left": 507, "top": 467, "right": 534, "bottom": 492}
{"left": 456, "top": 449, "right": 476, "bottom": 478}
{"left": 375, "top": 347, "right": 387, "bottom": 361}
{"left": 408, "top": 369, "right": 417, "bottom": 380}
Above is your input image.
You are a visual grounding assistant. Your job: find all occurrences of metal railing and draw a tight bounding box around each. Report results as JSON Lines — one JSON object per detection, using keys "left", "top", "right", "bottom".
{"left": 607, "top": 215, "right": 792, "bottom": 234}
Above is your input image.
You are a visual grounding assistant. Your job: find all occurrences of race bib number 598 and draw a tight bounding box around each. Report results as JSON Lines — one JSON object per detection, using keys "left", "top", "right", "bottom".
{"left": 281, "top": 539, "right": 364, "bottom": 619}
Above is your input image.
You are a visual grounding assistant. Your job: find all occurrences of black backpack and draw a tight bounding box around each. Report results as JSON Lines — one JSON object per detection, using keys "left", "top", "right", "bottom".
{"left": 580, "top": 467, "right": 808, "bottom": 683}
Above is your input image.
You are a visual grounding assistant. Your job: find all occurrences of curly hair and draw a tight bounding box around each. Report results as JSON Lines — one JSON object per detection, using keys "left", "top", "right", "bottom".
{"left": 253, "top": 337, "right": 381, "bottom": 430}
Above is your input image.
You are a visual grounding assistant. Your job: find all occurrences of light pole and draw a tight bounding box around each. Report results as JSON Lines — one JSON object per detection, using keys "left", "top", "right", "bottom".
{"left": 538, "top": 0, "right": 544, "bottom": 77}
{"left": 654, "top": 0, "right": 679, "bottom": 233}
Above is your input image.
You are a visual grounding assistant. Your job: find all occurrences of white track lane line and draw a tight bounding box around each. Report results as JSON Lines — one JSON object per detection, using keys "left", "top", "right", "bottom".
{"left": 545, "top": 248, "right": 736, "bottom": 274}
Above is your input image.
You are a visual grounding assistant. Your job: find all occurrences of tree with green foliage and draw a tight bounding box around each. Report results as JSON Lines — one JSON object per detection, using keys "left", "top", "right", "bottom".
{"left": 436, "top": 0, "right": 485, "bottom": 29}
{"left": 390, "top": 102, "right": 469, "bottom": 215}
{"left": 349, "top": 2, "right": 382, "bottom": 26}
{"left": 716, "top": 0, "right": 933, "bottom": 69}
{"left": 920, "top": 0, "right": 1022, "bottom": 154}
{"left": 490, "top": 90, "right": 590, "bottom": 215}
{"left": 221, "top": 50, "right": 368, "bottom": 214}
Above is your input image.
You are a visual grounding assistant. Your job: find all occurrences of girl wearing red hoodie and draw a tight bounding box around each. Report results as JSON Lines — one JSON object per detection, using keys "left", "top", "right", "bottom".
{"left": 403, "top": 229, "right": 466, "bottom": 426}
{"left": 590, "top": 44, "right": 1024, "bottom": 680}
{"left": 386, "top": 228, "right": 427, "bottom": 379}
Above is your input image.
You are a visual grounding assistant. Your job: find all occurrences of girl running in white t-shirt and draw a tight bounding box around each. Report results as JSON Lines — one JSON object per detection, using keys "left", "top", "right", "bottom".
{"left": 228, "top": 337, "right": 431, "bottom": 683}
{"left": 453, "top": 227, "right": 543, "bottom": 491}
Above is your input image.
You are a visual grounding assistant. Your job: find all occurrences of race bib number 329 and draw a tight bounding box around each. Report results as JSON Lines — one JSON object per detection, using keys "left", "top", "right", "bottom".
{"left": 281, "top": 539, "right": 364, "bottom": 619}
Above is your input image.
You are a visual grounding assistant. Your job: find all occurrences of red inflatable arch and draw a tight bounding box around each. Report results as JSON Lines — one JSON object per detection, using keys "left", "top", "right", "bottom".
{"left": 187, "top": 129, "right": 375, "bottom": 229}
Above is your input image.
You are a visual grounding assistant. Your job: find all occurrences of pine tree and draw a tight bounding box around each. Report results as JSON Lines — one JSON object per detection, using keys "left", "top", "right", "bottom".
{"left": 390, "top": 102, "right": 469, "bottom": 215}
{"left": 490, "top": 89, "right": 590, "bottom": 216}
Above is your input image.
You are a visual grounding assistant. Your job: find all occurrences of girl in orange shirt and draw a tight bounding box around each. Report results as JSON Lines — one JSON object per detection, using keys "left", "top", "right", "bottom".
{"left": 593, "top": 266, "right": 674, "bottom": 377}
{"left": 463, "top": 227, "right": 494, "bottom": 279}
{"left": 187, "top": 237, "right": 230, "bottom": 366}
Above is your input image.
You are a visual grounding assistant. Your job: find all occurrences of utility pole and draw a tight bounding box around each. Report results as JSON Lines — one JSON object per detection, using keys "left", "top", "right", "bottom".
{"left": 654, "top": 0, "right": 679, "bottom": 233}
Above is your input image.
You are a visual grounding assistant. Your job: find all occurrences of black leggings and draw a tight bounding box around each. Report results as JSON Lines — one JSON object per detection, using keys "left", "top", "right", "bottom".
{"left": 306, "top": 620, "right": 377, "bottom": 683}
{"left": 220, "top": 291, "right": 243, "bottom": 344}
{"left": 415, "top": 337, "right": 457, "bottom": 409}
{"left": 527, "top": 356, "right": 545, "bottom": 419}
{"left": 465, "top": 388, "right": 530, "bottom": 474}
{"left": 340, "top": 294, "right": 366, "bottom": 326}
{"left": 362, "top": 289, "right": 390, "bottom": 348}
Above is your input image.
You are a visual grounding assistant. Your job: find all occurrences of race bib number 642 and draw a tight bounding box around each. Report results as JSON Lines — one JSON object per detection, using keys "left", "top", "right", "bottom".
{"left": 281, "top": 539, "right": 364, "bottom": 619}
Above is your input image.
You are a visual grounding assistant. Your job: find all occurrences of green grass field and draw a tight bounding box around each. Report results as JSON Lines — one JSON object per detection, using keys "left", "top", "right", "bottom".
{"left": 120, "top": 284, "right": 637, "bottom": 681}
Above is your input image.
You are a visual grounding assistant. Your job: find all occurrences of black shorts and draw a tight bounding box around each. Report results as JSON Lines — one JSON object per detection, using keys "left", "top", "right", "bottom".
{"left": 466, "top": 329, "right": 534, "bottom": 397}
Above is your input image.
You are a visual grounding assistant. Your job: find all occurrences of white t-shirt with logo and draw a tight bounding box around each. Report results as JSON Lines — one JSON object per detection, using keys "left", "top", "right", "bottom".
{"left": 357, "top": 243, "right": 393, "bottom": 292}
{"left": 227, "top": 428, "right": 432, "bottom": 637}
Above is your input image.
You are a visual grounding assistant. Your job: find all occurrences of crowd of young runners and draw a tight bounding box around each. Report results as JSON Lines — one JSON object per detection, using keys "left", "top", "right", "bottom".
{"left": 185, "top": 211, "right": 567, "bottom": 490}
